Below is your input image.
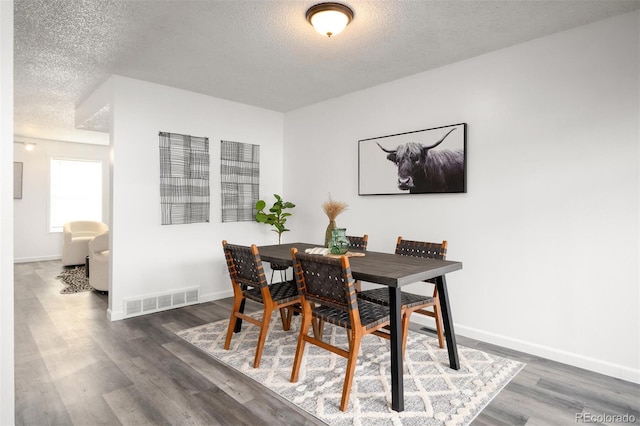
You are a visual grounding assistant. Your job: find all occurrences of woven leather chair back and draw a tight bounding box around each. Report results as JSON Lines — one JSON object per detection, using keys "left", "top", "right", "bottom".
{"left": 223, "top": 242, "right": 267, "bottom": 289}
{"left": 395, "top": 238, "right": 447, "bottom": 260}
{"left": 347, "top": 234, "right": 368, "bottom": 252}
{"left": 293, "top": 252, "right": 357, "bottom": 312}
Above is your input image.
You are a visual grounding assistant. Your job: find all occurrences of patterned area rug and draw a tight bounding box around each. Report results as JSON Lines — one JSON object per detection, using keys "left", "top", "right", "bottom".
{"left": 177, "top": 313, "right": 524, "bottom": 425}
{"left": 56, "top": 266, "right": 93, "bottom": 294}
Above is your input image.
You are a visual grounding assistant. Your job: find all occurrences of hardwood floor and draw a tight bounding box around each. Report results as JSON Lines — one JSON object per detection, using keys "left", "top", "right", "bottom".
{"left": 14, "top": 261, "right": 640, "bottom": 425}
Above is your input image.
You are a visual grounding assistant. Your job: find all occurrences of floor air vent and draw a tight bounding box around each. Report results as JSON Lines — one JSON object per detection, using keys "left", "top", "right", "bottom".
{"left": 123, "top": 287, "right": 200, "bottom": 319}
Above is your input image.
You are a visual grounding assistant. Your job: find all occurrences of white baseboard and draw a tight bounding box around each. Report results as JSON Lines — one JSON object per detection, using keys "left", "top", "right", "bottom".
{"left": 408, "top": 315, "right": 639, "bottom": 384}
{"left": 453, "top": 322, "right": 640, "bottom": 384}
{"left": 108, "top": 288, "right": 234, "bottom": 322}
{"left": 107, "top": 288, "right": 638, "bottom": 383}
{"left": 14, "top": 255, "right": 61, "bottom": 263}
{"left": 199, "top": 289, "right": 233, "bottom": 303}
{"left": 106, "top": 308, "right": 117, "bottom": 321}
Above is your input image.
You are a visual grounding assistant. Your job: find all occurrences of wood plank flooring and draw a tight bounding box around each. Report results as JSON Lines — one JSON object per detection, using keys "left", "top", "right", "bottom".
{"left": 14, "top": 261, "right": 640, "bottom": 425}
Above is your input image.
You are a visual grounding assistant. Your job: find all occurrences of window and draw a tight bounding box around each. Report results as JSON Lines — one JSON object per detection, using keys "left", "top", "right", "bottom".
{"left": 50, "top": 158, "right": 103, "bottom": 232}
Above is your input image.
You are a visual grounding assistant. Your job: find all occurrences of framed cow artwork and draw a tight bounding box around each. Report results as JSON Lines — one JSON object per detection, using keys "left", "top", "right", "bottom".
{"left": 358, "top": 123, "right": 467, "bottom": 195}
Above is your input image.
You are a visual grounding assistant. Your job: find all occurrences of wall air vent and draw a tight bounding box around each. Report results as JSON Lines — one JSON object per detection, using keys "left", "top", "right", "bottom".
{"left": 173, "top": 292, "right": 185, "bottom": 305}
{"left": 126, "top": 299, "right": 142, "bottom": 316}
{"left": 158, "top": 294, "right": 172, "bottom": 309}
{"left": 186, "top": 289, "right": 198, "bottom": 303}
{"left": 122, "top": 287, "right": 200, "bottom": 319}
{"left": 143, "top": 297, "right": 158, "bottom": 312}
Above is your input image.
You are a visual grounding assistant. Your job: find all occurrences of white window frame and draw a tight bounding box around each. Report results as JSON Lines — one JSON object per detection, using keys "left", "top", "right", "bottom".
{"left": 49, "top": 157, "right": 103, "bottom": 233}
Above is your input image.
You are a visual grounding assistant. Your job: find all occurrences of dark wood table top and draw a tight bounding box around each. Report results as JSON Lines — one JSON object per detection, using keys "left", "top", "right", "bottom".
{"left": 258, "top": 242, "right": 463, "bottom": 288}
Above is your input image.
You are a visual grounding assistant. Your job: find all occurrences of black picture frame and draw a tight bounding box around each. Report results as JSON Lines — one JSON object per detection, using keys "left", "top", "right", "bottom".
{"left": 358, "top": 123, "right": 467, "bottom": 195}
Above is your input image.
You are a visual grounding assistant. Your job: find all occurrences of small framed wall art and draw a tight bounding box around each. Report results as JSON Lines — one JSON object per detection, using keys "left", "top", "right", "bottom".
{"left": 358, "top": 123, "right": 467, "bottom": 195}
{"left": 14, "top": 162, "right": 23, "bottom": 199}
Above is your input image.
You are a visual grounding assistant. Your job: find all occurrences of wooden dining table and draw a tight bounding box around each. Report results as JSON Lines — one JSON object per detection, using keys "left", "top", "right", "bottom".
{"left": 257, "top": 242, "right": 463, "bottom": 413}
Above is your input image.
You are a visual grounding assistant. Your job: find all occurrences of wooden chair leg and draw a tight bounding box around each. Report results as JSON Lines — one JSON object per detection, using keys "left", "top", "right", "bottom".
{"left": 340, "top": 331, "right": 362, "bottom": 412}
{"left": 433, "top": 298, "right": 445, "bottom": 349}
{"left": 291, "top": 308, "right": 313, "bottom": 382}
{"left": 279, "top": 307, "right": 293, "bottom": 331}
{"left": 402, "top": 310, "right": 412, "bottom": 358}
{"left": 312, "top": 317, "right": 321, "bottom": 340}
{"left": 224, "top": 313, "right": 238, "bottom": 350}
{"left": 224, "top": 296, "right": 243, "bottom": 350}
{"left": 253, "top": 307, "right": 273, "bottom": 368}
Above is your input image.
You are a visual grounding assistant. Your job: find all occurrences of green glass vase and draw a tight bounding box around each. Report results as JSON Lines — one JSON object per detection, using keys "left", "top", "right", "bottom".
{"left": 329, "top": 228, "right": 350, "bottom": 255}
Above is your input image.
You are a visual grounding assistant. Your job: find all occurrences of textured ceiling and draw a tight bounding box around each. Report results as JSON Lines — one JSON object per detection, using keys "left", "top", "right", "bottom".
{"left": 13, "top": 0, "right": 640, "bottom": 145}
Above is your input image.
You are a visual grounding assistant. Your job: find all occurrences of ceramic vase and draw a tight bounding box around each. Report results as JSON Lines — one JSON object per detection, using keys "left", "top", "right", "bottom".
{"left": 324, "top": 220, "right": 337, "bottom": 247}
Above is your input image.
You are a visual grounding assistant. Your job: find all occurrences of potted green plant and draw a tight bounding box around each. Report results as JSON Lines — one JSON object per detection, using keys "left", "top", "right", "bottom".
{"left": 255, "top": 194, "right": 296, "bottom": 244}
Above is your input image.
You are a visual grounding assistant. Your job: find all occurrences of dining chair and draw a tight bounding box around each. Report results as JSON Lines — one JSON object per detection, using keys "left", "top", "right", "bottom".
{"left": 346, "top": 234, "right": 368, "bottom": 252}
{"left": 290, "top": 248, "right": 390, "bottom": 412}
{"left": 222, "top": 240, "right": 301, "bottom": 368}
{"left": 314, "top": 234, "right": 369, "bottom": 340}
{"left": 347, "top": 234, "right": 368, "bottom": 290}
{"left": 357, "top": 237, "right": 447, "bottom": 350}
{"left": 269, "top": 261, "right": 290, "bottom": 283}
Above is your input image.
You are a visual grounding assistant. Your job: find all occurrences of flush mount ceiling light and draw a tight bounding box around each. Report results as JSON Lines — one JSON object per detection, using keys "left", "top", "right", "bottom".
{"left": 15, "top": 141, "right": 37, "bottom": 151}
{"left": 306, "top": 2, "right": 354, "bottom": 38}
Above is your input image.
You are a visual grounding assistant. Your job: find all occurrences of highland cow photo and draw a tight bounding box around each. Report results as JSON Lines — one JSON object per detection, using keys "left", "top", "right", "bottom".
{"left": 358, "top": 123, "right": 467, "bottom": 195}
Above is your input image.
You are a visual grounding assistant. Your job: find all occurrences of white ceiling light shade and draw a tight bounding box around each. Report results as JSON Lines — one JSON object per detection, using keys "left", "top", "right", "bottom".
{"left": 306, "top": 3, "right": 354, "bottom": 38}
{"left": 14, "top": 141, "right": 37, "bottom": 151}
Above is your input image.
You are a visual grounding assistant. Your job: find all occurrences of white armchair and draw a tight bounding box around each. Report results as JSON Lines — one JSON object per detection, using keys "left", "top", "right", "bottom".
{"left": 88, "top": 231, "right": 109, "bottom": 292}
{"left": 62, "top": 221, "right": 108, "bottom": 266}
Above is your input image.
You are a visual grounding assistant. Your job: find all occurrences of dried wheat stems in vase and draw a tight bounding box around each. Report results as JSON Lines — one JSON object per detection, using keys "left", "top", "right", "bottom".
{"left": 322, "top": 196, "right": 348, "bottom": 247}
{"left": 323, "top": 197, "right": 348, "bottom": 222}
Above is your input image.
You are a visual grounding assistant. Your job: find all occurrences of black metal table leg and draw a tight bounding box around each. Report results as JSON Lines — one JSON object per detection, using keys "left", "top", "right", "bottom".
{"left": 435, "top": 275, "right": 459, "bottom": 369}
{"left": 389, "top": 286, "right": 404, "bottom": 412}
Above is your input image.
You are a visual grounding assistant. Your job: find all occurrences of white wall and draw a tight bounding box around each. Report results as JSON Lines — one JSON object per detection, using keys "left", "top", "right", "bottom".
{"left": 0, "top": 1, "right": 14, "bottom": 424}
{"left": 108, "top": 76, "right": 284, "bottom": 320}
{"left": 283, "top": 12, "right": 640, "bottom": 382}
{"left": 13, "top": 138, "right": 110, "bottom": 262}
